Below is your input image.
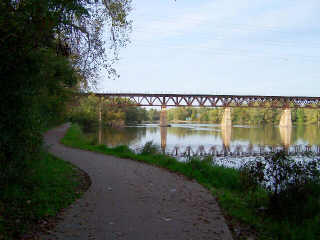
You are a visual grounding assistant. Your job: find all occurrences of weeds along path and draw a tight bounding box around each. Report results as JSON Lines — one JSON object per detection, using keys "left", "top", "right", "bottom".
{"left": 41, "top": 123, "right": 233, "bottom": 240}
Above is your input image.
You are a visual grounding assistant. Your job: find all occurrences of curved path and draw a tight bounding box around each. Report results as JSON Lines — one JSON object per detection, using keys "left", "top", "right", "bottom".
{"left": 41, "top": 124, "right": 233, "bottom": 240}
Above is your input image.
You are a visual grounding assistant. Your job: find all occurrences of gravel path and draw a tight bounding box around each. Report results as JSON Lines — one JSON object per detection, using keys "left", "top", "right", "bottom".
{"left": 41, "top": 124, "right": 233, "bottom": 240}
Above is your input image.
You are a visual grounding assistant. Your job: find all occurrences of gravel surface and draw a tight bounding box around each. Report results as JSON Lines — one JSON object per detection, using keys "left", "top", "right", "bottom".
{"left": 41, "top": 123, "right": 233, "bottom": 240}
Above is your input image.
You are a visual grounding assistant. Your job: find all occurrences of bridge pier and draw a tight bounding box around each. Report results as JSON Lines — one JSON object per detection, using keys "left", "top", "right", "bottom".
{"left": 221, "top": 107, "right": 232, "bottom": 127}
{"left": 279, "top": 108, "right": 292, "bottom": 127}
{"left": 221, "top": 108, "right": 232, "bottom": 151}
{"left": 160, "top": 105, "right": 169, "bottom": 127}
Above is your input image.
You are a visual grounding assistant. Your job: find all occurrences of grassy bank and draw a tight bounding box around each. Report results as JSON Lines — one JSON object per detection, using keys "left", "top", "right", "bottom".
{"left": 0, "top": 151, "right": 89, "bottom": 239}
{"left": 61, "top": 123, "right": 320, "bottom": 240}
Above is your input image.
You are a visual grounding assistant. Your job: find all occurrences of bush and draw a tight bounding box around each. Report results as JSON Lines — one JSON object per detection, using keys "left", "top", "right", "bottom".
{"left": 140, "top": 141, "right": 160, "bottom": 155}
{"left": 240, "top": 151, "right": 320, "bottom": 222}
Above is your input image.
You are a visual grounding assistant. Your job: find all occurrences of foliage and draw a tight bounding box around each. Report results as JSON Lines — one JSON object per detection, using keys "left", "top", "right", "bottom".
{"left": 0, "top": 0, "right": 131, "bottom": 187}
{"left": 125, "top": 106, "right": 148, "bottom": 124}
{"left": 165, "top": 107, "right": 320, "bottom": 125}
{"left": 140, "top": 141, "right": 159, "bottom": 155}
{"left": 147, "top": 109, "right": 160, "bottom": 122}
{"left": 69, "top": 94, "right": 149, "bottom": 127}
{"left": 0, "top": 2, "right": 130, "bottom": 238}
{"left": 0, "top": 47, "right": 75, "bottom": 187}
{"left": 0, "top": 151, "right": 87, "bottom": 239}
{"left": 240, "top": 152, "right": 320, "bottom": 222}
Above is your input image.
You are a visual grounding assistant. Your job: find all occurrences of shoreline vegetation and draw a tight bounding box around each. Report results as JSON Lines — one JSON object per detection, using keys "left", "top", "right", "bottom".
{"left": 61, "top": 123, "right": 320, "bottom": 240}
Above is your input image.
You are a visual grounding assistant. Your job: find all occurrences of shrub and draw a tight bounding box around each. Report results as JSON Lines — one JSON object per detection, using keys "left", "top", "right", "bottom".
{"left": 240, "top": 151, "right": 320, "bottom": 222}
{"left": 140, "top": 141, "right": 159, "bottom": 155}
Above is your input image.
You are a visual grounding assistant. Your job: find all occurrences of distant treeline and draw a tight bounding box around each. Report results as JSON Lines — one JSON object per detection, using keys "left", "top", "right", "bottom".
{"left": 69, "top": 96, "right": 320, "bottom": 126}
{"left": 164, "top": 107, "right": 320, "bottom": 125}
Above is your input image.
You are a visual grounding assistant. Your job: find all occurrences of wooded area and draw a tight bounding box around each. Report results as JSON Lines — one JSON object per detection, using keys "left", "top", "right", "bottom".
{"left": 0, "top": 1, "right": 131, "bottom": 237}
{"left": 0, "top": 0, "right": 131, "bottom": 197}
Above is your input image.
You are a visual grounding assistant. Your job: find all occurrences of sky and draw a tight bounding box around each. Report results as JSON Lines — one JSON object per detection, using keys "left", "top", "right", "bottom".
{"left": 97, "top": 0, "right": 320, "bottom": 97}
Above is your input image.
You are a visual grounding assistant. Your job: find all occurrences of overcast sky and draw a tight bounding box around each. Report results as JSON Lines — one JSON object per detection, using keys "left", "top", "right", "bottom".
{"left": 98, "top": 0, "right": 320, "bottom": 97}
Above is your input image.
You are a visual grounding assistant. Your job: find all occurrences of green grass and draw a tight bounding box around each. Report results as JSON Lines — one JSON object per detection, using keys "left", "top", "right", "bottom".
{"left": 61, "top": 123, "right": 320, "bottom": 240}
{"left": 0, "top": 151, "right": 87, "bottom": 239}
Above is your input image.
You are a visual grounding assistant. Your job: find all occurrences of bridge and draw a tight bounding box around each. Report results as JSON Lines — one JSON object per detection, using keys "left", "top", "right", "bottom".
{"left": 92, "top": 93, "right": 320, "bottom": 157}
{"left": 92, "top": 93, "right": 320, "bottom": 127}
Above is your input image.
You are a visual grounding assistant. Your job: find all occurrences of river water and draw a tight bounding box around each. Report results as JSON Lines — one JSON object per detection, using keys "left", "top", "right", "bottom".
{"left": 84, "top": 123, "right": 320, "bottom": 162}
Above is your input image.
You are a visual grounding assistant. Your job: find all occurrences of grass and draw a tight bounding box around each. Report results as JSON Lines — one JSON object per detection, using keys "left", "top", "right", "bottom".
{"left": 61, "top": 123, "right": 320, "bottom": 240}
{"left": 0, "top": 151, "right": 88, "bottom": 239}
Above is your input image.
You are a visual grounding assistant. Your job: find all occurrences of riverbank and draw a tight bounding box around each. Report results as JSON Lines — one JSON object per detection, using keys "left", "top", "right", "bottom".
{"left": 0, "top": 151, "right": 90, "bottom": 239}
{"left": 41, "top": 123, "right": 234, "bottom": 239}
{"left": 62, "top": 123, "right": 320, "bottom": 240}
{"left": 62, "top": 124, "right": 256, "bottom": 238}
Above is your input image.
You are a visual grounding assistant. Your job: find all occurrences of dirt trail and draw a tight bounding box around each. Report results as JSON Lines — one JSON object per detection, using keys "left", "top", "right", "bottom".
{"left": 41, "top": 124, "right": 233, "bottom": 240}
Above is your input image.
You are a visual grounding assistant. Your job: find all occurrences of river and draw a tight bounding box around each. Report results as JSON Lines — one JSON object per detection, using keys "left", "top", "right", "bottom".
{"left": 83, "top": 123, "right": 320, "bottom": 162}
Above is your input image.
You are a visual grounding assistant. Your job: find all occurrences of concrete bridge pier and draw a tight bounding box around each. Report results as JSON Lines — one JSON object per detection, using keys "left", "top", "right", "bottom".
{"left": 279, "top": 108, "right": 292, "bottom": 127}
{"left": 160, "top": 105, "right": 169, "bottom": 127}
{"left": 221, "top": 108, "right": 232, "bottom": 151}
{"left": 221, "top": 107, "right": 232, "bottom": 127}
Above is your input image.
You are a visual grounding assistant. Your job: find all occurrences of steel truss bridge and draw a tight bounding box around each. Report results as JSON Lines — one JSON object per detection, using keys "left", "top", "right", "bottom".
{"left": 166, "top": 144, "right": 320, "bottom": 158}
{"left": 91, "top": 93, "right": 320, "bottom": 108}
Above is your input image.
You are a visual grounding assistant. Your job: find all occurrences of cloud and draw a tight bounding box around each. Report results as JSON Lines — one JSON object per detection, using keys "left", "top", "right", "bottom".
{"left": 99, "top": 0, "right": 320, "bottom": 96}
{"left": 132, "top": 0, "right": 319, "bottom": 42}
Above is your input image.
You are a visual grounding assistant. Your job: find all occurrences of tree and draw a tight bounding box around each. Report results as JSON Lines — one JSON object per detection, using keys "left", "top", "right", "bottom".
{"left": 0, "top": 0, "right": 132, "bottom": 185}
{"left": 148, "top": 109, "right": 160, "bottom": 122}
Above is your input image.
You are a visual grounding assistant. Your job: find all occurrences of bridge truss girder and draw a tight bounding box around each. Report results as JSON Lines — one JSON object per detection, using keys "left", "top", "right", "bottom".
{"left": 91, "top": 93, "right": 320, "bottom": 108}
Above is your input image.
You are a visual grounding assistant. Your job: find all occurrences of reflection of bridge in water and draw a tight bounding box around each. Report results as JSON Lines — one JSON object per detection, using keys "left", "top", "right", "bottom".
{"left": 165, "top": 144, "right": 320, "bottom": 158}
{"left": 159, "top": 123, "right": 320, "bottom": 157}
{"left": 92, "top": 92, "right": 320, "bottom": 157}
{"left": 96, "top": 122, "right": 320, "bottom": 157}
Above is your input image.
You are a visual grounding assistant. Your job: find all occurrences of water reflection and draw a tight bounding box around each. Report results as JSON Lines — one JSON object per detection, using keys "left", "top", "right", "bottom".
{"left": 95, "top": 125, "right": 147, "bottom": 146}
{"left": 88, "top": 123, "right": 320, "bottom": 157}
{"left": 279, "top": 126, "right": 292, "bottom": 148}
{"left": 160, "top": 126, "right": 167, "bottom": 153}
{"left": 221, "top": 124, "right": 231, "bottom": 150}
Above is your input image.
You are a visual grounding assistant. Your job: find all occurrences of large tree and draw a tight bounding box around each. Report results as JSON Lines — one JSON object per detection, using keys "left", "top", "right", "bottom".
{"left": 0, "top": 0, "right": 131, "bottom": 184}
{"left": 1, "top": 0, "right": 132, "bottom": 85}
